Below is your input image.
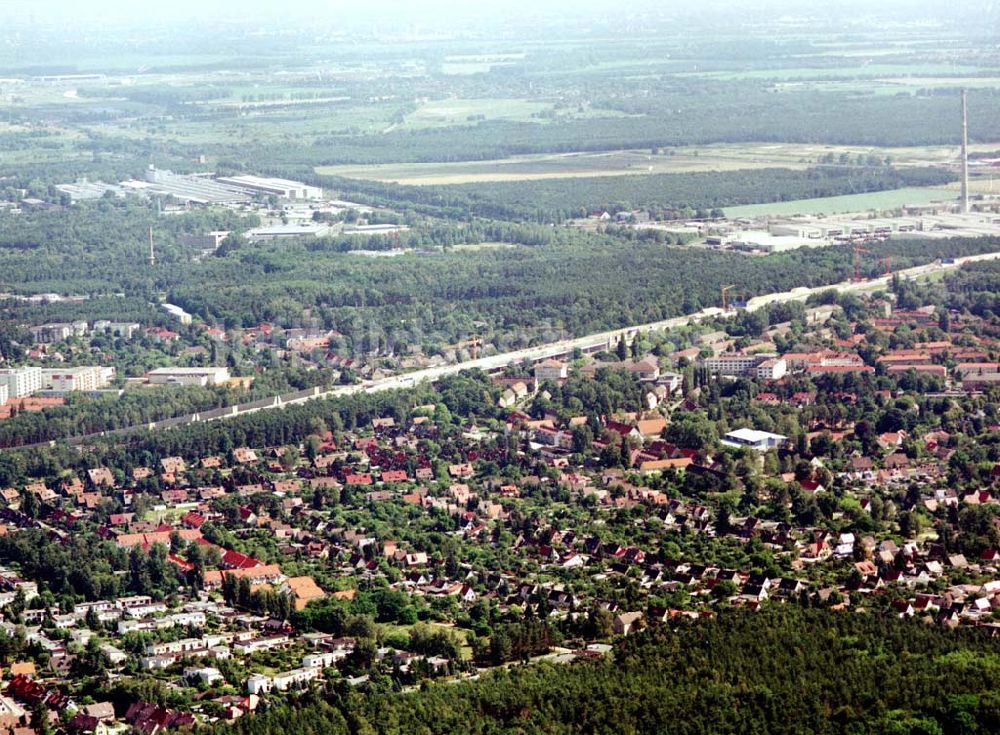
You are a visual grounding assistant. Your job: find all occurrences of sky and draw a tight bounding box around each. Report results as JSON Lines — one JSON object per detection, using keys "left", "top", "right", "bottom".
{"left": 0, "top": 0, "right": 991, "bottom": 36}
{"left": 0, "top": 0, "right": 984, "bottom": 24}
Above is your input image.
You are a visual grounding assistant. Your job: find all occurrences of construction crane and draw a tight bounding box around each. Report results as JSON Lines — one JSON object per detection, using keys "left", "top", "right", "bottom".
{"left": 851, "top": 243, "right": 870, "bottom": 282}
{"left": 720, "top": 284, "right": 736, "bottom": 311}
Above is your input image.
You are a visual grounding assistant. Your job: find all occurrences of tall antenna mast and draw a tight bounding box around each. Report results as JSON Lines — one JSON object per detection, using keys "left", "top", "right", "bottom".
{"left": 960, "top": 89, "right": 970, "bottom": 214}
{"left": 148, "top": 225, "right": 156, "bottom": 267}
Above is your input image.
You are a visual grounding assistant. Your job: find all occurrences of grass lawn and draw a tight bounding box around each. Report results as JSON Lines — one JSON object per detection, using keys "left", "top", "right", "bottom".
{"left": 380, "top": 621, "right": 474, "bottom": 661}
{"left": 399, "top": 98, "right": 551, "bottom": 131}
{"left": 316, "top": 142, "right": 990, "bottom": 186}
{"left": 725, "top": 186, "right": 957, "bottom": 217}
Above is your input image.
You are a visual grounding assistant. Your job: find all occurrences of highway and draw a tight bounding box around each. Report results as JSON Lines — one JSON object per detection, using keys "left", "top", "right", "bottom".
{"left": 6, "top": 250, "right": 1000, "bottom": 452}
{"left": 317, "top": 250, "right": 1000, "bottom": 400}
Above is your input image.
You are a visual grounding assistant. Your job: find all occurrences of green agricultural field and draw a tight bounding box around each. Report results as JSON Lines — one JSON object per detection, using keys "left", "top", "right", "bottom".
{"left": 684, "top": 63, "right": 986, "bottom": 81}
{"left": 87, "top": 101, "right": 401, "bottom": 146}
{"left": 316, "top": 142, "right": 981, "bottom": 186}
{"left": 724, "top": 186, "right": 957, "bottom": 217}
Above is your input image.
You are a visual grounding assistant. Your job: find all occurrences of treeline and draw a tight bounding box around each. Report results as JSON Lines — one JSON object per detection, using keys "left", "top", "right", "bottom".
{"left": 0, "top": 199, "right": 257, "bottom": 298}
{"left": 0, "top": 368, "right": 330, "bottom": 450}
{"left": 0, "top": 529, "right": 183, "bottom": 605}
{"left": 292, "top": 166, "right": 953, "bottom": 224}
{"left": 942, "top": 260, "right": 1000, "bottom": 318}
{"left": 0, "top": 372, "right": 496, "bottom": 488}
{"left": 418, "top": 166, "right": 954, "bottom": 223}
{"left": 298, "top": 221, "right": 613, "bottom": 254}
{"left": 169, "top": 234, "right": 1000, "bottom": 338}
{"left": 207, "top": 607, "right": 1000, "bottom": 735}
{"left": 223, "top": 90, "right": 1000, "bottom": 167}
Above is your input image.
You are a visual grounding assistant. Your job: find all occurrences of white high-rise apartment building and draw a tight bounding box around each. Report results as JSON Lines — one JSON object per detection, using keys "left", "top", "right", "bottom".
{"left": 0, "top": 367, "right": 42, "bottom": 398}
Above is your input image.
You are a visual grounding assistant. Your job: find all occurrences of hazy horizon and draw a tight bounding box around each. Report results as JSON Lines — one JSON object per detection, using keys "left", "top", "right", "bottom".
{"left": 0, "top": 0, "right": 992, "bottom": 31}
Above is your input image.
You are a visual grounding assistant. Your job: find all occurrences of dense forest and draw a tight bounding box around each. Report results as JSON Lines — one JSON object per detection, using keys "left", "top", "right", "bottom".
{"left": 305, "top": 166, "right": 954, "bottom": 224}
{"left": 0, "top": 367, "right": 332, "bottom": 449}
{"left": 228, "top": 89, "right": 1000, "bottom": 167}
{"left": 0, "top": 372, "right": 487, "bottom": 486}
{"left": 207, "top": 607, "right": 1000, "bottom": 735}
{"left": 167, "top": 234, "right": 1000, "bottom": 337}
{"left": 5, "top": 199, "right": 991, "bottom": 342}
{"left": 942, "top": 260, "right": 1000, "bottom": 318}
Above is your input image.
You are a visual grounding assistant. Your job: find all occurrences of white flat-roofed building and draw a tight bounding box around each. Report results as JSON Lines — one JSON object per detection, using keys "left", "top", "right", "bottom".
{"left": 0, "top": 367, "right": 42, "bottom": 398}
{"left": 755, "top": 358, "right": 787, "bottom": 381}
{"left": 123, "top": 602, "right": 169, "bottom": 618}
{"left": 722, "top": 428, "right": 788, "bottom": 452}
{"left": 217, "top": 175, "right": 324, "bottom": 200}
{"left": 148, "top": 367, "right": 230, "bottom": 387}
{"left": 702, "top": 354, "right": 769, "bottom": 377}
{"left": 93, "top": 321, "right": 141, "bottom": 339}
{"left": 169, "top": 611, "right": 207, "bottom": 627}
{"left": 101, "top": 643, "right": 128, "bottom": 666}
{"left": 246, "top": 673, "right": 273, "bottom": 695}
{"left": 246, "top": 223, "right": 330, "bottom": 241}
{"left": 233, "top": 634, "right": 291, "bottom": 657}
{"left": 162, "top": 303, "right": 193, "bottom": 325}
{"left": 145, "top": 633, "right": 231, "bottom": 656}
{"left": 0, "top": 384, "right": 7, "bottom": 407}
{"left": 659, "top": 372, "right": 683, "bottom": 394}
{"left": 302, "top": 650, "right": 350, "bottom": 669}
{"left": 30, "top": 322, "right": 83, "bottom": 343}
{"left": 271, "top": 667, "right": 321, "bottom": 691}
{"left": 118, "top": 617, "right": 176, "bottom": 635}
{"left": 41, "top": 366, "right": 112, "bottom": 392}
{"left": 534, "top": 359, "right": 568, "bottom": 382}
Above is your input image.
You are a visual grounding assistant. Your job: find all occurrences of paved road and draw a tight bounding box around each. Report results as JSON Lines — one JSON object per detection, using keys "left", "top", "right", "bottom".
{"left": 295, "top": 250, "right": 1000, "bottom": 403}
{"left": 7, "top": 251, "right": 999, "bottom": 451}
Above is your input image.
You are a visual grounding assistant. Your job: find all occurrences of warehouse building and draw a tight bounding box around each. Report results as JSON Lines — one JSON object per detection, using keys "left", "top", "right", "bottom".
{"left": 216, "top": 175, "right": 324, "bottom": 200}
{"left": 133, "top": 168, "right": 251, "bottom": 205}
{"left": 147, "top": 367, "right": 231, "bottom": 387}
{"left": 246, "top": 223, "right": 330, "bottom": 241}
{"left": 722, "top": 428, "right": 788, "bottom": 452}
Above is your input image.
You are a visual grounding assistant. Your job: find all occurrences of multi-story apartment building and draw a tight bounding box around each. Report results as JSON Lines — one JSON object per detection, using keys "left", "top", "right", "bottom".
{"left": 0, "top": 367, "right": 42, "bottom": 398}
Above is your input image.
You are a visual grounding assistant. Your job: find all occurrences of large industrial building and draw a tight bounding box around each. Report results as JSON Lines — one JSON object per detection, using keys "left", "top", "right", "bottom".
{"left": 147, "top": 367, "right": 231, "bottom": 387}
{"left": 216, "top": 175, "right": 323, "bottom": 201}
{"left": 55, "top": 170, "right": 323, "bottom": 207}
{"left": 56, "top": 180, "right": 126, "bottom": 201}
{"left": 129, "top": 168, "right": 252, "bottom": 205}
{"left": 246, "top": 223, "right": 331, "bottom": 241}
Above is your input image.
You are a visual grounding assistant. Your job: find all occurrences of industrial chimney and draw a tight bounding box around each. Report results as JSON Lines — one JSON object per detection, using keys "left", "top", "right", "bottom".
{"left": 148, "top": 225, "right": 156, "bottom": 267}
{"left": 960, "top": 89, "right": 969, "bottom": 214}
